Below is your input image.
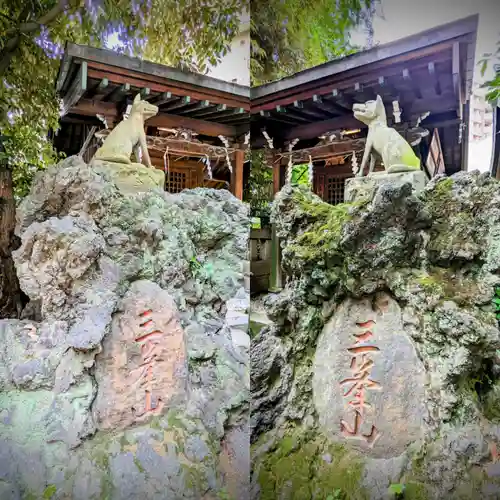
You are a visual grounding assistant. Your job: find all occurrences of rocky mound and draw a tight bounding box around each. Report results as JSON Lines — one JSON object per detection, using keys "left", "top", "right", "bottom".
{"left": 0, "top": 156, "right": 250, "bottom": 500}
{"left": 251, "top": 172, "right": 500, "bottom": 500}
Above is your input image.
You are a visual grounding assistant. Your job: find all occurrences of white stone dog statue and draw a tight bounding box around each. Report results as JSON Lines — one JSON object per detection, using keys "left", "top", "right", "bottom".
{"left": 353, "top": 95, "right": 421, "bottom": 177}
{"left": 93, "top": 93, "right": 158, "bottom": 168}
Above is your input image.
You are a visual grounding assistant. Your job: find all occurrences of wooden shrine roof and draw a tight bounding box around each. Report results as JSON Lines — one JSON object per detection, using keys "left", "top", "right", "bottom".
{"left": 250, "top": 15, "right": 479, "bottom": 173}
{"left": 56, "top": 43, "right": 251, "bottom": 143}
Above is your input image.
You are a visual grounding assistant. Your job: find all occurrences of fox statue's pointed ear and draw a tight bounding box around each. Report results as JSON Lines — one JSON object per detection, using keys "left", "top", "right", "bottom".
{"left": 376, "top": 95, "right": 383, "bottom": 104}
{"left": 134, "top": 93, "right": 141, "bottom": 103}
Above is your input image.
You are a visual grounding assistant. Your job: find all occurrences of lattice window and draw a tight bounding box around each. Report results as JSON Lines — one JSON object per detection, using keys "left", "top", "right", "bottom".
{"left": 325, "top": 176, "right": 346, "bottom": 205}
{"left": 165, "top": 171, "right": 188, "bottom": 193}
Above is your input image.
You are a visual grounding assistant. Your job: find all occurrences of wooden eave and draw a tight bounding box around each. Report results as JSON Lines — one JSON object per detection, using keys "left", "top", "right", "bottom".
{"left": 250, "top": 15, "right": 478, "bottom": 151}
{"left": 56, "top": 43, "right": 250, "bottom": 140}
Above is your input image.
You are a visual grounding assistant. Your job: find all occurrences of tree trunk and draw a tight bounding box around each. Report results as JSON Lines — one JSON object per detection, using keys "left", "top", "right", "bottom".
{"left": 0, "top": 157, "right": 24, "bottom": 319}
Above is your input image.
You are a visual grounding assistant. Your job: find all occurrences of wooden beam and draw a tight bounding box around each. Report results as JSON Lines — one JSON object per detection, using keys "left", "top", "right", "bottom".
{"left": 213, "top": 108, "right": 247, "bottom": 122}
{"left": 283, "top": 109, "right": 460, "bottom": 141}
{"left": 452, "top": 41, "right": 464, "bottom": 119}
{"left": 70, "top": 99, "right": 239, "bottom": 138}
{"left": 312, "top": 94, "right": 344, "bottom": 115}
{"left": 180, "top": 100, "right": 210, "bottom": 114}
{"left": 162, "top": 96, "right": 191, "bottom": 111}
{"left": 89, "top": 78, "right": 109, "bottom": 100}
{"left": 61, "top": 61, "right": 88, "bottom": 116}
{"left": 232, "top": 150, "right": 244, "bottom": 200}
{"left": 86, "top": 66, "right": 250, "bottom": 110}
{"left": 151, "top": 91, "right": 176, "bottom": 106}
{"left": 108, "top": 82, "right": 130, "bottom": 103}
{"left": 460, "top": 100, "right": 470, "bottom": 171}
{"left": 274, "top": 106, "right": 310, "bottom": 123}
{"left": 402, "top": 68, "right": 422, "bottom": 99}
{"left": 427, "top": 62, "right": 442, "bottom": 96}
{"left": 251, "top": 48, "right": 454, "bottom": 112}
{"left": 272, "top": 153, "right": 281, "bottom": 195}
{"left": 78, "top": 126, "right": 97, "bottom": 157}
{"left": 284, "top": 115, "right": 362, "bottom": 140}
{"left": 292, "top": 99, "right": 332, "bottom": 120}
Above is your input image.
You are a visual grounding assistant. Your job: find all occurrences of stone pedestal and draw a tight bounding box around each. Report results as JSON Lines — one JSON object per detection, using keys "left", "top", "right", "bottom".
{"left": 345, "top": 170, "right": 427, "bottom": 204}
{"left": 90, "top": 159, "right": 165, "bottom": 194}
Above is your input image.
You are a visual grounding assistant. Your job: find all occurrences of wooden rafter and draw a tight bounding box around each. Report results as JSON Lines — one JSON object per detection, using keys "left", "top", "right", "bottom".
{"left": 70, "top": 99, "right": 243, "bottom": 138}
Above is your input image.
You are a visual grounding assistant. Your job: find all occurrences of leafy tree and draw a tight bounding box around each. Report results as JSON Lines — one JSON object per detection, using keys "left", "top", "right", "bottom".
{"left": 250, "top": 0, "right": 379, "bottom": 85}
{"left": 478, "top": 37, "right": 500, "bottom": 104}
{"left": 244, "top": 150, "right": 273, "bottom": 220}
{"left": 0, "top": 0, "right": 246, "bottom": 318}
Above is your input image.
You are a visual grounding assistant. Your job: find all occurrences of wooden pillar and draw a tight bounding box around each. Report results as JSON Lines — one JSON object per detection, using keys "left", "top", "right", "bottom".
{"left": 231, "top": 150, "right": 244, "bottom": 200}
{"left": 493, "top": 102, "right": 500, "bottom": 180}
{"left": 272, "top": 153, "right": 281, "bottom": 195}
{"left": 269, "top": 152, "right": 283, "bottom": 293}
{"left": 461, "top": 100, "right": 470, "bottom": 172}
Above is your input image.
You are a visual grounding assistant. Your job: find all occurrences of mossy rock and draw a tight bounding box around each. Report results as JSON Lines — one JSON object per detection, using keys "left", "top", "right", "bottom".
{"left": 256, "top": 429, "right": 367, "bottom": 500}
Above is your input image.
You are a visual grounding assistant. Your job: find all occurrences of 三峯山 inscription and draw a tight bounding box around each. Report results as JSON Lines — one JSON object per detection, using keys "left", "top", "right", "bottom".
{"left": 93, "top": 280, "right": 188, "bottom": 430}
{"left": 340, "top": 320, "right": 382, "bottom": 447}
{"left": 313, "top": 294, "right": 428, "bottom": 458}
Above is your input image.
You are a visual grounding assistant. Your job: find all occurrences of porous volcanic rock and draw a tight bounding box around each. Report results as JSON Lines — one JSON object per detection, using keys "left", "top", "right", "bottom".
{"left": 0, "top": 156, "right": 250, "bottom": 500}
{"left": 251, "top": 172, "right": 500, "bottom": 500}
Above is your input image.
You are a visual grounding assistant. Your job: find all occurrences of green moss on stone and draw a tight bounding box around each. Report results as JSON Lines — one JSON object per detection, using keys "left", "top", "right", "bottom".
{"left": 133, "top": 456, "right": 145, "bottom": 473}
{"left": 412, "top": 267, "right": 481, "bottom": 306}
{"left": 249, "top": 320, "right": 265, "bottom": 338}
{"left": 42, "top": 485, "right": 57, "bottom": 499}
{"left": 288, "top": 200, "right": 357, "bottom": 266}
{"left": 257, "top": 430, "right": 366, "bottom": 500}
{"left": 415, "top": 273, "right": 444, "bottom": 296}
{"left": 402, "top": 481, "right": 429, "bottom": 500}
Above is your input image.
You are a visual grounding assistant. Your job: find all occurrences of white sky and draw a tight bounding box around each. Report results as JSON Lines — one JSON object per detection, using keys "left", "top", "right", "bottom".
{"left": 352, "top": 0, "right": 500, "bottom": 172}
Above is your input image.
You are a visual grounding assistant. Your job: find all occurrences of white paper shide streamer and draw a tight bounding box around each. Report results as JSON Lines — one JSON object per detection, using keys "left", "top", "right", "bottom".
{"left": 351, "top": 150, "right": 359, "bottom": 175}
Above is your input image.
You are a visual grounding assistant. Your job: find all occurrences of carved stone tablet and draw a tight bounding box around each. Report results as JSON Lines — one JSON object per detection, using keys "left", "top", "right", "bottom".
{"left": 93, "top": 280, "right": 187, "bottom": 430}
{"left": 312, "top": 293, "right": 427, "bottom": 458}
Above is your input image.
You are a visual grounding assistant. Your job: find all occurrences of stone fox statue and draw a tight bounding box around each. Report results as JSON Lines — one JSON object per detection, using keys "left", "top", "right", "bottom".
{"left": 353, "top": 95, "right": 420, "bottom": 177}
{"left": 94, "top": 93, "right": 158, "bottom": 168}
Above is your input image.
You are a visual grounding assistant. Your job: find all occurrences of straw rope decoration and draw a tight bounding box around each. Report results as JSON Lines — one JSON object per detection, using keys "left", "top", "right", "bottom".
{"left": 163, "top": 146, "right": 170, "bottom": 190}
{"left": 351, "top": 150, "right": 359, "bottom": 175}
{"left": 308, "top": 155, "right": 313, "bottom": 185}
{"left": 285, "top": 139, "right": 300, "bottom": 185}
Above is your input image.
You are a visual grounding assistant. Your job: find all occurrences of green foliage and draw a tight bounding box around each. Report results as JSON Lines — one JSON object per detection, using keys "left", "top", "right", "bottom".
{"left": 43, "top": 485, "right": 57, "bottom": 499}
{"left": 1, "top": 0, "right": 246, "bottom": 197}
{"left": 250, "top": 0, "right": 379, "bottom": 84}
{"left": 478, "top": 37, "right": 500, "bottom": 103}
{"left": 326, "top": 490, "right": 344, "bottom": 500}
{"left": 291, "top": 164, "right": 311, "bottom": 187}
{"left": 189, "top": 255, "right": 214, "bottom": 282}
{"left": 493, "top": 286, "right": 500, "bottom": 321}
{"left": 244, "top": 150, "right": 273, "bottom": 219}
{"left": 389, "top": 483, "right": 406, "bottom": 498}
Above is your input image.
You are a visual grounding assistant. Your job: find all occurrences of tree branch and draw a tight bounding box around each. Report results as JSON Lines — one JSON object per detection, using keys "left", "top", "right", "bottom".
{"left": 0, "top": 35, "right": 20, "bottom": 77}
{"left": 0, "top": 0, "right": 79, "bottom": 78}
{"left": 5, "top": 0, "right": 71, "bottom": 37}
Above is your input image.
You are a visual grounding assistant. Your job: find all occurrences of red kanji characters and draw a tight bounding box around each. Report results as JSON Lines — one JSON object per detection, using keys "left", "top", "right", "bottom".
{"left": 339, "top": 319, "right": 381, "bottom": 447}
